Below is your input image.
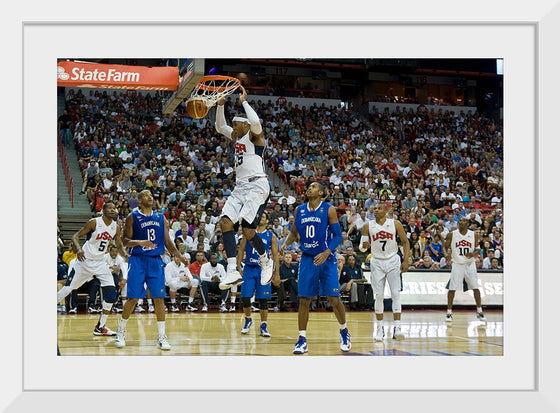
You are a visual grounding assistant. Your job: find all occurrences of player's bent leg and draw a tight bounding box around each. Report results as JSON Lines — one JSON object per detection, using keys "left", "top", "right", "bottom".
{"left": 93, "top": 286, "right": 117, "bottom": 336}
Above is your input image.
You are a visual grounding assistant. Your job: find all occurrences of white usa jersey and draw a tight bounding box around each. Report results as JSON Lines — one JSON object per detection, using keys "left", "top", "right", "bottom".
{"left": 233, "top": 131, "right": 266, "bottom": 182}
{"left": 81, "top": 217, "right": 117, "bottom": 261}
{"left": 450, "top": 229, "right": 475, "bottom": 265}
{"left": 368, "top": 218, "right": 398, "bottom": 260}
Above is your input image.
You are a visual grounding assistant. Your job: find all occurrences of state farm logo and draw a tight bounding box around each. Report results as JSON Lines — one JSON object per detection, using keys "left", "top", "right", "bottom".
{"left": 57, "top": 66, "right": 69, "bottom": 80}
{"left": 57, "top": 64, "right": 141, "bottom": 83}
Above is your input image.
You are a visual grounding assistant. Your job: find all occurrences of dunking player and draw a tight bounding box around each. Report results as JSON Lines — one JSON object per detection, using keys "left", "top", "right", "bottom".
{"left": 280, "top": 182, "right": 351, "bottom": 354}
{"left": 444, "top": 217, "right": 486, "bottom": 323}
{"left": 237, "top": 212, "right": 280, "bottom": 337}
{"left": 214, "top": 85, "right": 273, "bottom": 290}
{"left": 56, "top": 202, "right": 127, "bottom": 336}
{"left": 360, "top": 202, "right": 410, "bottom": 342}
{"left": 115, "top": 190, "right": 189, "bottom": 350}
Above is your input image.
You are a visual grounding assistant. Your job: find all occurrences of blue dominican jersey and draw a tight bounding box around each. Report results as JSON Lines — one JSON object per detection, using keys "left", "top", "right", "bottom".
{"left": 295, "top": 201, "right": 332, "bottom": 256}
{"left": 129, "top": 209, "right": 166, "bottom": 257}
{"left": 245, "top": 229, "right": 273, "bottom": 266}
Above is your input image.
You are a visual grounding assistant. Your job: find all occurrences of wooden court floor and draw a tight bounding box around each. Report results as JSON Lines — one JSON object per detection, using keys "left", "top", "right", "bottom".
{"left": 57, "top": 309, "right": 503, "bottom": 356}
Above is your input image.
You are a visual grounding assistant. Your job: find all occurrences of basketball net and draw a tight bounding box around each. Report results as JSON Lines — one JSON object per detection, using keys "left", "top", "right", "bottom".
{"left": 186, "top": 75, "right": 241, "bottom": 108}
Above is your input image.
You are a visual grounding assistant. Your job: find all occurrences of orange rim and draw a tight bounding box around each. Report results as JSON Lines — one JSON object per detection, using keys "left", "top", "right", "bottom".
{"left": 196, "top": 75, "right": 240, "bottom": 92}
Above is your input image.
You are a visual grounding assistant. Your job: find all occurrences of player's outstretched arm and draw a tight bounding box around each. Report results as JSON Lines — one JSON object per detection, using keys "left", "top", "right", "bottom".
{"left": 72, "top": 219, "right": 96, "bottom": 261}
{"left": 279, "top": 210, "right": 300, "bottom": 256}
{"left": 239, "top": 86, "right": 263, "bottom": 137}
{"left": 215, "top": 98, "right": 233, "bottom": 139}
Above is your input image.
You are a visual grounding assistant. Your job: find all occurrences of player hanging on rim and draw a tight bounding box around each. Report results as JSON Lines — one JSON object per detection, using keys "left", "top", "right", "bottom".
{"left": 359, "top": 202, "right": 410, "bottom": 342}
{"left": 214, "top": 85, "right": 274, "bottom": 290}
{"left": 237, "top": 212, "right": 280, "bottom": 337}
{"left": 280, "top": 182, "right": 351, "bottom": 354}
{"left": 444, "top": 217, "right": 486, "bottom": 323}
{"left": 57, "top": 202, "right": 127, "bottom": 336}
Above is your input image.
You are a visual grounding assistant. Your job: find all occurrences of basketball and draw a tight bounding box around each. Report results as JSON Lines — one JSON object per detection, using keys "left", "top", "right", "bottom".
{"left": 186, "top": 99, "right": 208, "bottom": 119}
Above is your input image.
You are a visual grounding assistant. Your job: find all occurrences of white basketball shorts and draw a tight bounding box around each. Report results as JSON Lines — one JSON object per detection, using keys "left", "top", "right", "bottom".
{"left": 68, "top": 258, "right": 115, "bottom": 291}
{"left": 221, "top": 177, "right": 270, "bottom": 226}
{"left": 370, "top": 254, "right": 401, "bottom": 295}
{"left": 448, "top": 261, "right": 478, "bottom": 291}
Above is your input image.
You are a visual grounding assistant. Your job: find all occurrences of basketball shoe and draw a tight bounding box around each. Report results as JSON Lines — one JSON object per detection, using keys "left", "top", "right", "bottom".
{"left": 392, "top": 325, "right": 404, "bottom": 341}
{"left": 219, "top": 269, "right": 244, "bottom": 290}
{"left": 340, "top": 328, "right": 351, "bottom": 352}
{"left": 477, "top": 312, "right": 487, "bottom": 323}
{"left": 260, "top": 254, "right": 274, "bottom": 285}
{"left": 260, "top": 322, "right": 271, "bottom": 337}
{"left": 241, "top": 317, "right": 253, "bottom": 334}
{"left": 115, "top": 327, "right": 126, "bottom": 348}
{"left": 445, "top": 313, "right": 453, "bottom": 322}
{"left": 157, "top": 334, "right": 171, "bottom": 350}
{"left": 375, "top": 325, "right": 384, "bottom": 342}
{"left": 293, "top": 336, "right": 308, "bottom": 354}
{"left": 93, "top": 322, "right": 116, "bottom": 336}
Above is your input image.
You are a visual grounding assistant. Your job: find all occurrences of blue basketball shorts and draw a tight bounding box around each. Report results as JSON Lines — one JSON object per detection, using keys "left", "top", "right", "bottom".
{"left": 297, "top": 253, "right": 340, "bottom": 297}
{"left": 126, "top": 255, "right": 166, "bottom": 299}
{"left": 240, "top": 264, "right": 271, "bottom": 299}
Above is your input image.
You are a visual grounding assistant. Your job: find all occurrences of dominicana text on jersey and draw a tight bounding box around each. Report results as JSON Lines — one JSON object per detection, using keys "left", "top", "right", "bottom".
{"left": 129, "top": 210, "right": 165, "bottom": 256}
{"left": 295, "top": 202, "right": 330, "bottom": 255}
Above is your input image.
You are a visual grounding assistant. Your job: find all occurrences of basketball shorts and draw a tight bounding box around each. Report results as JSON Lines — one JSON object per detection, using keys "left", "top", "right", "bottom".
{"left": 240, "top": 264, "right": 271, "bottom": 299}
{"left": 298, "top": 253, "right": 340, "bottom": 297}
{"left": 221, "top": 177, "right": 270, "bottom": 228}
{"left": 448, "top": 261, "right": 478, "bottom": 291}
{"left": 370, "top": 254, "right": 402, "bottom": 295}
{"left": 167, "top": 276, "right": 199, "bottom": 291}
{"left": 66, "top": 258, "right": 115, "bottom": 291}
{"left": 127, "top": 255, "right": 166, "bottom": 299}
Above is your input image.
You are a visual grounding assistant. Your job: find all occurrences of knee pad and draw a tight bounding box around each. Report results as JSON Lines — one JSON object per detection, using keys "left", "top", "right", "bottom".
{"left": 375, "top": 293, "right": 384, "bottom": 314}
{"left": 241, "top": 297, "right": 252, "bottom": 309}
{"left": 259, "top": 299, "right": 268, "bottom": 311}
{"left": 391, "top": 291, "right": 401, "bottom": 314}
{"left": 102, "top": 286, "right": 117, "bottom": 303}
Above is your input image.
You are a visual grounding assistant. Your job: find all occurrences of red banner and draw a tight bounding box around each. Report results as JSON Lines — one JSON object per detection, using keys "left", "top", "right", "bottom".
{"left": 57, "top": 61, "right": 179, "bottom": 91}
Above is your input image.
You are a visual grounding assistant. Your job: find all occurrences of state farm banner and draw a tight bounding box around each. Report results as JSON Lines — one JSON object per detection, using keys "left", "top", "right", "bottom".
{"left": 57, "top": 61, "right": 179, "bottom": 91}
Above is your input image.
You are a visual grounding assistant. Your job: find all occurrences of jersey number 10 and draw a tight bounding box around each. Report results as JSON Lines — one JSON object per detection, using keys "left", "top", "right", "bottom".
{"left": 305, "top": 225, "right": 315, "bottom": 238}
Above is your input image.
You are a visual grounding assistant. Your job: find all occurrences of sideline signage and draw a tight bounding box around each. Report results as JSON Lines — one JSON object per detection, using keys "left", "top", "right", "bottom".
{"left": 57, "top": 61, "right": 179, "bottom": 91}
{"left": 363, "top": 270, "right": 503, "bottom": 306}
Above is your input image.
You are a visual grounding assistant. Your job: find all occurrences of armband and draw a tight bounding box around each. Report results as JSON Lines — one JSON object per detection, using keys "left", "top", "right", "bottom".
{"left": 327, "top": 222, "right": 343, "bottom": 253}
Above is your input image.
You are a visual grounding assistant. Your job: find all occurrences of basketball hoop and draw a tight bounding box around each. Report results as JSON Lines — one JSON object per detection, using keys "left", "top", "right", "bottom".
{"left": 186, "top": 75, "right": 241, "bottom": 108}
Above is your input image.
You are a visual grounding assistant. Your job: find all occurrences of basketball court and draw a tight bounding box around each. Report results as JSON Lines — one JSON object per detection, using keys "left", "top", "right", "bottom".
{"left": 57, "top": 309, "right": 503, "bottom": 356}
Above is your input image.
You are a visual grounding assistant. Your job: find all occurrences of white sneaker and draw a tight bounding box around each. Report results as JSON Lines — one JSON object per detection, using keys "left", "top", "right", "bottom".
{"left": 260, "top": 254, "right": 274, "bottom": 285}
{"left": 219, "top": 270, "right": 244, "bottom": 290}
{"left": 219, "top": 303, "right": 228, "bottom": 312}
{"left": 201, "top": 304, "right": 208, "bottom": 312}
{"left": 115, "top": 327, "right": 126, "bottom": 348}
{"left": 477, "top": 312, "right": 487, "bottom": 323}
{"left": 157, "top": 334, "right": 171, "bottom": 350}
{"left": 251, "top": 305, "right": 260, "bottom": 312}
{"left": 445, "top": 313, "right": 453, "bottom": 323}
{"left": 185, "top": 304, "right": 198, "bottom": 312}
{"left": 228, "top": 305, "right": 236, "bottom": 312}
{"left": 241, "top": 318, "right": 253, "bottom": 334}
{"left": 170, "top": 304, "right": 180, "bottom": 312}
{"left": 392, "top": 325, "right": 404, "bottom": 341}
{"left": 135, "top": 304, "right": 145, "bottom": 313}
{"left": 375, "top": 325, "right": 384, "bottom": 342}
{"left": 148, "top": 304, "right": 155, "bottom": 313}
